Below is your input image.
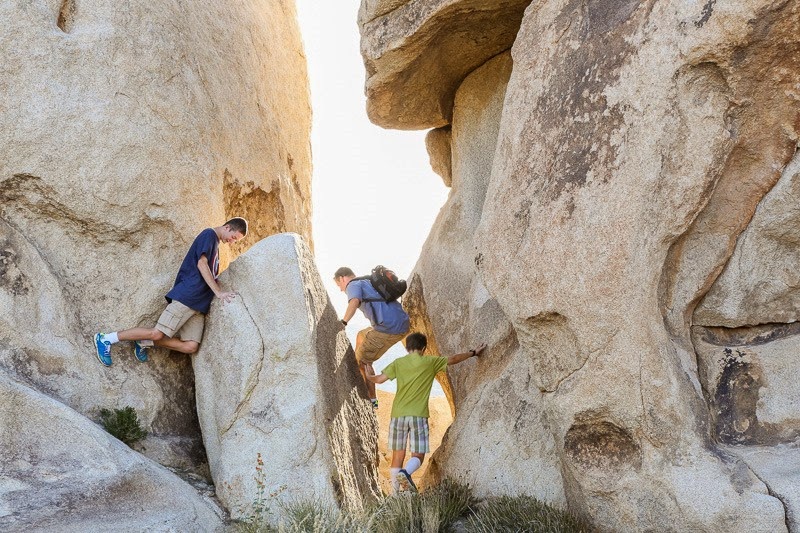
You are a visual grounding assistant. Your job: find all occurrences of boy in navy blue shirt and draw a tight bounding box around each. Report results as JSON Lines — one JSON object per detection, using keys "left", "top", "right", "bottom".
{"left": 334, "top": 266, "right": 410, "bottom": 408}
{"left": 93, "top": 218, "right": 248, "bottom": 366}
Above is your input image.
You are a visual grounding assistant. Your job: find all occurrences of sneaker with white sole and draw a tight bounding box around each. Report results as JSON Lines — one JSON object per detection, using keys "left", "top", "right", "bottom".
{"left": 396, "top": 469, "right": 417, "bottom": 493}
{"left": 94, "top": 333, "right": 112, "bottom": 366}
{"left": 133, "top": 341, "right": 149, "bottom": 362}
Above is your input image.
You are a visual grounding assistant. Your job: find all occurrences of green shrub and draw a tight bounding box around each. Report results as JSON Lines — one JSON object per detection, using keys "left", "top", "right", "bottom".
{"left": 236, "top": 498, "right": 363, "bottom": 533}
{"left": 278, "top": 499, "right": 363, "bottom": 533}
{"left": 465, "top": 494, "right": 592, "bottom": 533}
{"left": 364, "top": 479, "right": 476, "bottom": 533}
{"left": 236, "top": 479, "right": 474, "bottom": 533}
{"left": 98, "top": 406, "right": 147, "bottom": 446}
{"left": 235, "top": 474, "right": 592, "bottom": 533}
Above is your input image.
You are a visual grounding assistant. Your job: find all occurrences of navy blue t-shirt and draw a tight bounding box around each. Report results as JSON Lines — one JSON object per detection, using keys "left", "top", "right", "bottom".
{"left": 346, "top": 279, "right": 409, "bottom": 335}
{"left": 165, "top": 228, "right": 219, "bottom": 314}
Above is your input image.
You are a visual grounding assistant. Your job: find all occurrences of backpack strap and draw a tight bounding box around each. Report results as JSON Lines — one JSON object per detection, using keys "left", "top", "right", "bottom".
{"left": 347, "top": 277, "right": 386, "bottom": 303}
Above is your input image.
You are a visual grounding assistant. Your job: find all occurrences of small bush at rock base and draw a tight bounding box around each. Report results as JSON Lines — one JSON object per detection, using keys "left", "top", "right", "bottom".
{"left": 365, "top": 478, "right": 476, "bottom": 533}
{"left": 98, "top": 406, "right": 147, "bottom": 447}
{"left": 236, "top": 477, "right": 592, "bottom": 533}
{"left": 235, "top": 453, "right": 286, "bottom": 533}
{"left": 465, "top": 494, "right": 593, "bottom": 533}
{"left": 278, "top": 499, "right": 361, "bottom": 533}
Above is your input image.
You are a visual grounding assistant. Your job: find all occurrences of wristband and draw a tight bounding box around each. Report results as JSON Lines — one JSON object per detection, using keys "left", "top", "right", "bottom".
{"left": 470, "top": 349, "right": 476, "bottom": 357}
{"left": 341, "top": 319, "right": 348, "bottom": 326}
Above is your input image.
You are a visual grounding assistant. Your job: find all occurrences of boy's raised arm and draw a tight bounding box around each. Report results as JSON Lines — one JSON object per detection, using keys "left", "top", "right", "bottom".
{"left": 447, "top": 343, "right": 487, "bottom": 365}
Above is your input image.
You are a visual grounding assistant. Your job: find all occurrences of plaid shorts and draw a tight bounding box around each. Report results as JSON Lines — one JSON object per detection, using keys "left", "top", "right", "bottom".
{"left": 388, "top": 416, "right": 430, "bottom": 453}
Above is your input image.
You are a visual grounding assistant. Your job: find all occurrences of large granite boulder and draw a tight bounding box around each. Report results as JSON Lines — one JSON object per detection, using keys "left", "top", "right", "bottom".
{"left": 359, "top": 0, "right": 531, "bottom": 129}
{"left": 0, "top": 373, "right": 224, "bottom": 532}
{"left": 0, "top": 0, "right": 312, "bottom": 466}
{"left": 362, "top": 0, "right": 800, "bottom": 529}
{"left": 404, "top": 52, "right": 565, "bottom": 502}
{"left": 193, "top": 233, "right": 380, "bottom": 520}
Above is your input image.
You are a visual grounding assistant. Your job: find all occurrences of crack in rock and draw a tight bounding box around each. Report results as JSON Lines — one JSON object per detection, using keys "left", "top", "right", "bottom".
{"left": 220, "top": 293, "right": 266, "bottom": 437}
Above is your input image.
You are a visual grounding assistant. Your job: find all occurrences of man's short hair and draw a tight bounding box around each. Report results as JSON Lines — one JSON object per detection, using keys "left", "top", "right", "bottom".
{"left": 334, "top": 267, "right": 355, "bottom": 279}
{"left": 406, "top": 332, "right": 427, "bottom": 353}
{"left": 224, "top": 217, "right": 249, "bottom": 236}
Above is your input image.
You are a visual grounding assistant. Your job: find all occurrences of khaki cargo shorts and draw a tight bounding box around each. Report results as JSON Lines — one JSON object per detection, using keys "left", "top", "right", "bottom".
{"left": 155, "top": 300, "right": 205, "bottom": 343}
{"left": 355, "top": 327, "right": 406, "bottom": 364}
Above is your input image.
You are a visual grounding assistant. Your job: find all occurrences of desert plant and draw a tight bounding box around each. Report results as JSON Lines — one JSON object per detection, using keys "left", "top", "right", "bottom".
{"left": 236, "top": 453, "right": 286, "bottom": 533}
{"left": 238, "top": 474, "right": 593, "bottom": 533}
{"left": 98, "top": 406, "right": 147, "bottom": 446}
{"left": 465, "top": 494, "right": 593, "bottom": 533}
{"left": 364, "top": 479, "right": 476, "bottom": 533}
{"left": 277, "top": 499, "right": 364, "bottom": 533}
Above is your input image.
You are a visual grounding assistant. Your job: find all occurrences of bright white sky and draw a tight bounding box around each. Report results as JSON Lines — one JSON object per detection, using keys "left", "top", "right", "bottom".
{"left": 296, "top": 1, "right": 449, "bottom": 393}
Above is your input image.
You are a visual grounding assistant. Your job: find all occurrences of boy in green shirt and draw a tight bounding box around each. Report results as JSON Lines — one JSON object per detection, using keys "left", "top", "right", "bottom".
{"left": 366, "top": 332, "right": 486, "bottom": 493}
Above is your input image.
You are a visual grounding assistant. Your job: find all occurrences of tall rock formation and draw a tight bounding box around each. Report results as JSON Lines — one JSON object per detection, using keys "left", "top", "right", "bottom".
{"left": 0, "top": 0, "right": 312, "bottom": 465}
{"left": 361, "top": 0, "right": 800, "bottom": 530}
{"left": 193, "top": 234, "right": 380, "bottom": 520}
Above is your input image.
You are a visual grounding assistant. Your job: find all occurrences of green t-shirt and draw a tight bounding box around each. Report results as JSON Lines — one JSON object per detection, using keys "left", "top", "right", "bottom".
{"left": 383, "top": 351, "right": 448, "bottom": 418}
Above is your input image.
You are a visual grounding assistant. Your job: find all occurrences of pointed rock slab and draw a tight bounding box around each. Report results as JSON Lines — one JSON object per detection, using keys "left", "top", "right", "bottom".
{"left": 193, "top": 233, "right": 380, "bottom": 519}
{"left": 0, "top": 374, "right": 224, "bottom": 532}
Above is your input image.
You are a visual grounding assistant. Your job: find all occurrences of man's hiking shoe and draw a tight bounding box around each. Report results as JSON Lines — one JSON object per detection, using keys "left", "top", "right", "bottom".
{"left": 396, "top": 469, "right": 417, "bottom": 493}
{"left": 371, "top": 398, "right": 379, "bottom": 410}
{"left": 94, "top": 333, "right": 112, "bottom": 366}
{"left": 133, "top": 341, "right": 149, "bottom": 363}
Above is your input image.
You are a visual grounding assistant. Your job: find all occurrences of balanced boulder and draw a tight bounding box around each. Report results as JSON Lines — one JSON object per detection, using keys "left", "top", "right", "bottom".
{"left": 193, "top": 234, "right": 380, "bottom": 520}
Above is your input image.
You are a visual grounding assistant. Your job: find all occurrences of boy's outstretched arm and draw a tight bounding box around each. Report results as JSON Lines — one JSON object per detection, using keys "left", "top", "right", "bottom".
{"left": 341, "top": 297, "right": 360, "bottom": 324}
{"left": 447, "top": 343, "right": 487, "bottom": 365}
{"left": 364, "top": 364, "right": 389, "bottom": 384}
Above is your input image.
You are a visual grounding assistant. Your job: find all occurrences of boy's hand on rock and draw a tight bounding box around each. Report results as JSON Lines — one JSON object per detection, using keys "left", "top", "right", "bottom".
{"left": 473, "top": 343, "right": 487, "bottom": 357}
{"left": 218, "top": 291, "right": 237, "bottom": 304}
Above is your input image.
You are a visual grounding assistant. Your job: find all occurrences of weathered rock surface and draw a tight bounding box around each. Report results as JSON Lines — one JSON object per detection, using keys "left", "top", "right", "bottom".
{"left": 364, "top": 0, "right": 800, "bottom": 529}
{"left": 359, "top": 0, "right": 531, "bottom": 129}
{"left": 695, "top": 151, "right": 800, "bottom": 328}
{"left": 0, "top": 373, "right": 224, "bottom": 532}
{"left": 425, "top": 127, "right": 453, "bottom": 187}
{"left": 726, "top": 444, "right": 800, "bottom": 532}
{"left": 403, "top": 52, "right": 565, "bottom": 501}
{"left": 0, "top": 0, "right": 312, "bottom": 466}
{"left": 194, "top": 234, "right": 380, "bottom": 520}
{"left": 692, "top": 325, "right": 800, "bottom": 446}
{"left": 359, "top": 0, "right": 410, "bottom": 22}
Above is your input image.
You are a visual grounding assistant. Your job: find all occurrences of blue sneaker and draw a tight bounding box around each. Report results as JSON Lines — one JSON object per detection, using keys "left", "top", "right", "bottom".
{"left": 133, "top": 341, "right": 149, "bottom": 363}
{"left": 94, "top": 333, "right": 112, "bottom": 366}
{"left": 396, "top": 469, "right": 417, "bottom": 493}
